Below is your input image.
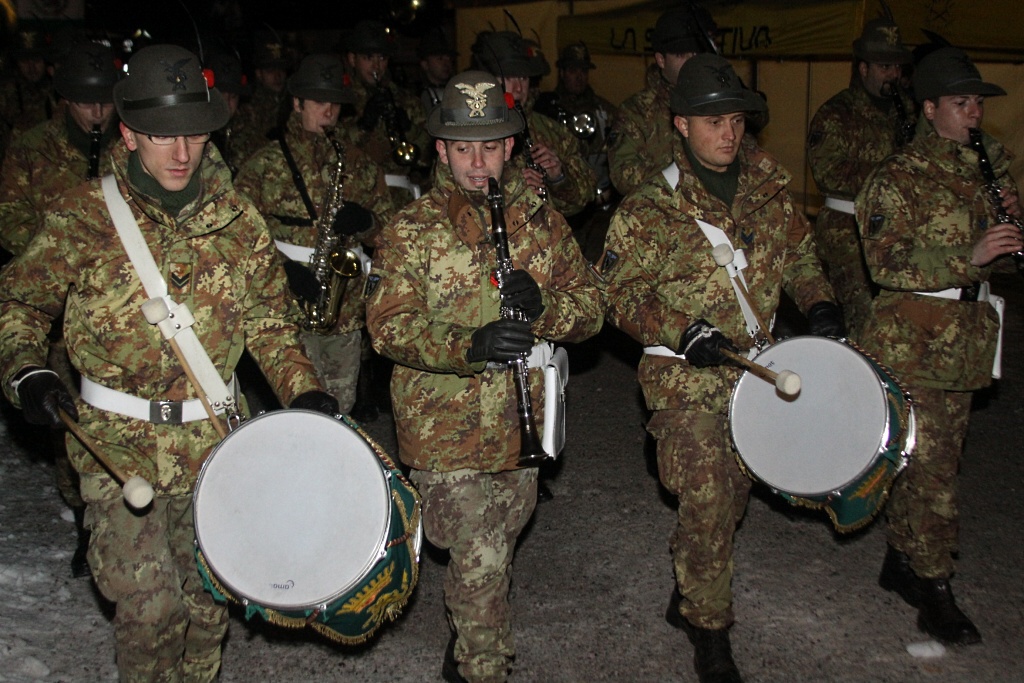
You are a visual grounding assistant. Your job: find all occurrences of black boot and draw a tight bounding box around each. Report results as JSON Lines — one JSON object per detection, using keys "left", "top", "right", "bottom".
{"left": 70, "top": 506, "right": 90, "bottom": 578}
{"left": 878, "top": 544, "right": 921, "bottom": 607}
{"left": 442, "top": 633, "right": 467, "bottom": 683}
{"left": 349, "top": 354, "right": 379, "bottom": 424}
{"left": 691, "top": 626, "right": 743, "bottom": 683}
{"left": 917, "top": 578, "right": 982, "bottom": 645}
{"left": 536, "top": 478, "right": 554, "bottom": 502}
{"left": 665, "top": 586, "right": 687, "bottom": 630}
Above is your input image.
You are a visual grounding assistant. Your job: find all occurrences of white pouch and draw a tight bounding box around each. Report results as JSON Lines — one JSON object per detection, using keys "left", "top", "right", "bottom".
{"left": 542, "top": 347, "right": 569, "bottom": 458}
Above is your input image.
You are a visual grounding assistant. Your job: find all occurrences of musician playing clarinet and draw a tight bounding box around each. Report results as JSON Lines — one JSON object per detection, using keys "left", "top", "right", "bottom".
{"left": 366, "top": 70, "right": 603, "bottom": 683}
{"left": 856, "top": 46, "right": 1022, "bottom": 646}
{"left": 807, "top": 17, "right": 915, "bottom": 337}
{"left": 602, "top": 55, "right": 840, "bottom": 683}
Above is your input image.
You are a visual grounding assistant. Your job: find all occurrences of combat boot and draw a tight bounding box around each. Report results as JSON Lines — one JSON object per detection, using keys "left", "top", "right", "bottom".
{"left": 442, "top": 634, "right": 468, "bottom": 683}
{"left": 917, "top": 578, "right": 982, "bottom": 645}
{"left": 665, "top": 586, "right": 687, "bottom": 630}
{"left": 878, "top": 544, "right": 921, "bottom": 607}
{"left": 691, "top": 626, "right": 743, "bottom": 683}
{"left": 70, "top": 505, "right": 90, "bottom": 578}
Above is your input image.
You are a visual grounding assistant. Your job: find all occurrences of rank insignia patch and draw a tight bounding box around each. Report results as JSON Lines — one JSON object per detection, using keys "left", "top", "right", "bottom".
{"left": 169, "top": 263, "right": 192, "bottom": 293}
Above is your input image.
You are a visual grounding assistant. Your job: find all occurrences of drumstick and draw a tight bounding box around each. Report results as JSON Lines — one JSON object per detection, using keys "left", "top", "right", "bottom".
{"left": 720, "top": 348, "right": 801, "bottom": 396}
{"left": 141, "top": 299, "right": 229, "bottom": 439}
{"left": 712, "top": 244, "right": 775, "bottom": 345}
{"left": 59, "top": 409, "right": 155, "bottom": 509}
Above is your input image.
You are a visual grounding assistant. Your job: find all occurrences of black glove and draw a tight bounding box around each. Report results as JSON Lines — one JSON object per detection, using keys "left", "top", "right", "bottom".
{"left": 14, "top": 367, "right": 78, "bottom": 428}
{"left": 357, "top": 90, "right": 390, "bottom": 131}
{"left": 467, "top": 319, "right": 534, "bottom": 364}
{"left": 806, "top": 301, "right": 846, "bottom": 338}
{"left": 392, "top": 106, "right": 411, "bottom": 133}
{"left": 290, "top": 390, "right": 340, "bottom": 416}
{"left": 331, "top": 202, "right": 373, "bottom": 237}
{"left": 679, "top": 319, "right": 738, "bottom": 368}
{"left": 282, "top": 260, "right": 320, "bottom": 305}
{"left": 500, "top": 270, "right": 545, "bottom": 323}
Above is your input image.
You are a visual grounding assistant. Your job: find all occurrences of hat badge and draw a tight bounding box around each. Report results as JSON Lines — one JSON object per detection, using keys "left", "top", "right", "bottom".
{"left": 708, "top": 64, "right": 731, "bottom": 85}
{"left": 456, "top": 81, "right": 495, "bottom": 118}
{"left": 319, "top": 64, "right": 336, "bottom": 80}
{"left": 880, "top": 25, "right": 900, "bottom": 47}
{"left": 162, "top": 58, "right": 192, "bottom": 91}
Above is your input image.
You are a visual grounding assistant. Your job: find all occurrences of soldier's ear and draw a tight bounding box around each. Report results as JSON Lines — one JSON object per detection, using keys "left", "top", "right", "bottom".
{"left": 674, "top": 115, "right": 689, "bottom": 139}
{"left": 922, "top": 99, "right": 937, "bottom": 121}
{"left": 120, "top": 122, "right": 138, "bottom": 151}
{"left": 435, "top": 139, "right": 449, "bottom": 164}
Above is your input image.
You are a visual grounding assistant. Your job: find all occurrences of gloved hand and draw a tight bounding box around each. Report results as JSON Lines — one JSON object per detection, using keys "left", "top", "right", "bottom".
{"left": 283, "top": 260, "right": 320, "bottom": 305}
{"left": 500, "top": 270, "right": 545, "bottom": 323}
{"left": 331, "top": 202, "right": 373, "bottom": 237}
{"left": 357, "top": 90, "right": 390, "bottom": 131}
{"left": 467, "top": 319, "right": 534, "bottom": 364}
{"left": 290, "top": 390, "right": 340, "bottom": 416}
{"left": 679, "top": 319, "right": 738, "bottom": 368}
{"left": 14, "top": 367, "right": 78, "bottom": 428}
{"left": 806, "top": 301, "right": 846, "bottom": 338}
{"left": 392, "top": 106, "right": 411, "bottom": 133}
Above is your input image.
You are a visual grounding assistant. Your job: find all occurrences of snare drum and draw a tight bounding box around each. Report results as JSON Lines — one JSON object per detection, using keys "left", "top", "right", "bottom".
{"left": 193, "top": 410, "right": 422, "bottom": 644}
{"left": 728, "top": 336, "right": 914, "bottom": 531}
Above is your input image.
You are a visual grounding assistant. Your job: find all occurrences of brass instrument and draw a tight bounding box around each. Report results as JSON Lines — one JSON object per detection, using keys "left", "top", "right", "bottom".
{"left": 374, "top": 71, "right": 420, "bottom": 167}
{"left": 889, "top": 83, "right": 915, "bottom": 147}
{"left": 968, "top": 127, "right": 1024, "bottom": 268}
{"left": 301, "top": 130, "right": 363, "bottom": 333}
{"left": 513, "top": 101, "right": 548, "bottom": 202}
{"left": 487, "top": 177, "right": 549, "bottom": 467}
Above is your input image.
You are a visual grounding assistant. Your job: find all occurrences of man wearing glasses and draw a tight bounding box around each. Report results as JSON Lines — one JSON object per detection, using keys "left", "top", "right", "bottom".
{"left": 0, "top": 44, "right": 335, "bottom": 680}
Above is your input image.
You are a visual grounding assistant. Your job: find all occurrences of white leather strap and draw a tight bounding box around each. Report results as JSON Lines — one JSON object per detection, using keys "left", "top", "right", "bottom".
{"left": 824, "top": 197, "right": 855, "bottom": 214}
{"left": 80, "top": 375, "right": 237, "bottom": 423}
{"left": 274, "top": 240, "right": 315, "bottom": 263}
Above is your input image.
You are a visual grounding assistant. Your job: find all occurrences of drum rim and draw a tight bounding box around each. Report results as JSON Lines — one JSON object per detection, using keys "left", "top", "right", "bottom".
{"left": 728, "top": 336, "right": 898, "bottom": 497}
{"left": 193, "top": 409, "right": 394, "bottom": 610}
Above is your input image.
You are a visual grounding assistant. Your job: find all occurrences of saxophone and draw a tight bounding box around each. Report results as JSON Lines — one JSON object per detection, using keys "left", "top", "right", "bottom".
{"left": 301, "top": 130, "right": 363, "bottom": 333}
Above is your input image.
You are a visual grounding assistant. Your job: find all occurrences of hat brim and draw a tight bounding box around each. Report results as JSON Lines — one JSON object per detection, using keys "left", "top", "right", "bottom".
{"left": 288, "top": 86, "right": 355, "bottom": 104}
{"left": 114, "top": 82, "right": 231, "bottom": 135}
{"left": 854, "top": 45, "right": 913, "bottom": 65}
{"left": 426, "top": 106, "right": 525, "bottom": 141}
{"left": 556, "top": 60, "right": 596, "bottom": 70}
{"left": 919, "top": 80, "right": 1007, "bottom": 101}
{"left": 671, "top": 89, "right": 767, "bottom": 116}
{"left": 55, "top": 83, "right": 115, "bottom": 104}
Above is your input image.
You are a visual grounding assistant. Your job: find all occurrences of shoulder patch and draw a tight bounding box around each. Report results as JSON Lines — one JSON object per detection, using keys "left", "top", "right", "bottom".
{"left": 807, "top": 131, "right": 823, "bottom": 148}
{"left": 868, "top": 214, "right": 886, "bottom": 236}
{"left": 364, "top": 273, "right": 381, "bottom": 298}
{"left": 600, "top": 249, "right": 619, "bottom": 274}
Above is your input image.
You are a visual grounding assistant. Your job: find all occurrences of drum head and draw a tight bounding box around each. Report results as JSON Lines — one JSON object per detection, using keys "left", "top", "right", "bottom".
{"left": 729, "top": 337, "right": 889, "bottom": 497}
{"left": 194, "top": 410, "right": 391, "bottom": 610}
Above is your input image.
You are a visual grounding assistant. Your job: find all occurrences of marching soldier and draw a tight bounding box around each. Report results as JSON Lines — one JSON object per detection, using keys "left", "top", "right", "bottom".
{"left": 229, "top": 37, "right": 291, "bottom": 168}
{"left": 235, "top": 54, "right": 396, "bottom": 415}
{"left": 366, "top": 70, "right": 603, "bottom": 682}
{"left": 602, "top": 55, "right": 841, "bottom": 683}
{"left": 0, "top": 44, "right": 335, "bottom": 680}
{"left": 857, "top": 47, "right": 1021, "bottom": 646}
{"left": 472, "top": 31, "right": 596, "bottom": 219}
{"left": 0, "top": 30, "right": 55, "bottom": 163}
{"left": 418, "top": 25, "right": 457, "bottom": 114}
{"left": 206, "top": 51, "right": 251, "bottom": 177}
{"left": 807, "top": 18, "right": 914, "bottom": 336}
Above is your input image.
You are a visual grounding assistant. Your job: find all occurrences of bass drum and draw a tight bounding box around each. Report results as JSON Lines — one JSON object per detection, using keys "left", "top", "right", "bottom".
{"left": 193, "top": 409, "right": 421, "bottom": 644}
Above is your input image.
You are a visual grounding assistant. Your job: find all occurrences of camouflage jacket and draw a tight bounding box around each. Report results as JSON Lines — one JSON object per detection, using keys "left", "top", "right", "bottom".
{"left": 366, "top": 164, "right": 605, "bottom": 473}
{"left": 344, "top": 77, "right": 431, "bottom": 178}
{"left": 234, "top": 114, "right": 397, "bottom": 334}
{"left": 807, "top": 80, "right": 914, "bottom": 200}
{"left": 855, "top": 121, "right": 1011, "bottom": 391}
{"left": 507, "top": 97, "right": 597, "bottom": 218}
{"left": 229, "top": 84, "right": 288, "bottom": 169}
{"left": 0, "top": 115, "right": 119, "bottom": 255}
{"left": 0, "top": 142, "right": 322, "bottom": 499}
{"left": 607, "top": 64, "right": 679, "bottom": 197}
{"left": 603, "top": 136, "right": 835, "bottom": 415}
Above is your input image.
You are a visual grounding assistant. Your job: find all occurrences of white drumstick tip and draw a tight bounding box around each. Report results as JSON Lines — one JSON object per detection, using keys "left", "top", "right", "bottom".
{"left": 775, "top": 370, "right": 801, "bottom": 396}
{"left": 122, "top": 475, "right": 155, "bottom": 509}
{"left": 712, "top": 243, "right": 734, "bottom": 266}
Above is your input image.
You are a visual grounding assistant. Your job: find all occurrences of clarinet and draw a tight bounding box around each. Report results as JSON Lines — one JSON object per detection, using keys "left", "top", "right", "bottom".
{"left": 87, "top": 124, "right": 102, "bottom": 180}
{"left": 487, "top": 177, "right": 549, "bottom": 467}
{"left": 512, "top": 101, "right": 549, "bottom": 202}
{"left": 889, "top": 84, "right": 915, "bottom": 147}
{"left": 968, "top": 127, "right": 1024, "bottom": 270}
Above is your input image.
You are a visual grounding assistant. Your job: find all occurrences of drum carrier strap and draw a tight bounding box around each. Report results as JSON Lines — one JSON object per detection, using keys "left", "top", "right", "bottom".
{"left": 100, "top": 174, "right": 240, "bottom": 423}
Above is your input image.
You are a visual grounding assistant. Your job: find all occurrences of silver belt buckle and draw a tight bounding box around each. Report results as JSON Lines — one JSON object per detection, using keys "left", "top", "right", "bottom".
{"left": 149, "top": 400, "right": 183, "bottom": 424}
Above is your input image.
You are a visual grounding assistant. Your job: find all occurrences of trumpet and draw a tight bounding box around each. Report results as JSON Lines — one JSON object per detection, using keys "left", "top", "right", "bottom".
{"left": 487, "top": 177, "right": 549, "bottom": 467}
{"left": 968, "top": 127, "right": 1024, "bottom": 269}
{"left": 374, "top": 71, "right": 420, "bottom": 167}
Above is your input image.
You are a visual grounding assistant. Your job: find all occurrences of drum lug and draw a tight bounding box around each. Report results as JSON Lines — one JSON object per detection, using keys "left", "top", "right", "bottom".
{"left": 829, "top": 489, "right": 843, "bottom": 499}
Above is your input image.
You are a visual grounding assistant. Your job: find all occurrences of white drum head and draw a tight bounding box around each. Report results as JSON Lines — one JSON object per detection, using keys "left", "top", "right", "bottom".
{"left": 729, "top": 337, "right": 889, "bottom": 497}
{"left": 194, "top": 410, "right": 391, "bottom": 610}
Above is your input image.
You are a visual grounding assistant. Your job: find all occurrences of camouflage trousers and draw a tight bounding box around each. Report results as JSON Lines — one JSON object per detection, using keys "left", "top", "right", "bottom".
{"left": 885, "top": 385, "right": 972, "bottom": 579}
{"left": 410, "top": 467, "right": 539, "bottom": 683}
{"left": 86, "top": 492, "right": 228, "bottom": 682}
{"left": 49, "top": 333, "right": 84, "bottom": 508}
{"left": 302, "top": 328, "right": 361, "bottom": 414}
{"left": 647, "top": 409, "right": 752, "bottom": 630}
{"left": 813, "top": 207, "right": 874, "bottom": 337}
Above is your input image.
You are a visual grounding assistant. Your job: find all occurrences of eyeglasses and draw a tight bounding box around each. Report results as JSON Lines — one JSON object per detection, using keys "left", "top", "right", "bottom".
{"left": 146, "top": 133, "right": 211, "bottom": 146}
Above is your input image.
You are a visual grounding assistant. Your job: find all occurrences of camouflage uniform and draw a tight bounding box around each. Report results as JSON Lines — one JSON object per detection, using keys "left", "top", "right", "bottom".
{"left": 0, "top": 114, "right": 119, "bottom": 255}
{"left": 0, "top": 76, "right": 54, "bottom": 161}
{"left": 607, "top": 64, "right": 678, "bottom": 197}
{"left": 0, "top": 141, "right": 322, "bottom": 681}
{"left": 235, "top": 114, "right": 396, "bottom": 412}
{"left": 229, "top": 84, "right": 288, "bottom": 169}
{"left": 856, "top": 120, "right": 1010, "bottom": 579}
{"left": 807, "top": 81, "right": 914, "bottom": 335}
{"left": 366, "top": 163, "right": 603, "bottom": 680}
{"left": 603, "top": 135, "right": 835, "bottom": 629}
{"left": 548, "top": 83, "right": 617, "bottom": 190}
